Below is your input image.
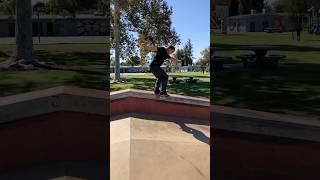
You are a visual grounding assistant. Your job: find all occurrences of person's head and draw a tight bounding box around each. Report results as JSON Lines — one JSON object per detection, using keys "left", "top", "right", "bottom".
{"left": 166, "top": 45, "right": 175, "bottom": 54}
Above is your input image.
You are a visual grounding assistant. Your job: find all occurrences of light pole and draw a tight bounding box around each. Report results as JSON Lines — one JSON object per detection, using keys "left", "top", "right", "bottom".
{"left": 37, "top": 11, "right": 41, "bottom": 43}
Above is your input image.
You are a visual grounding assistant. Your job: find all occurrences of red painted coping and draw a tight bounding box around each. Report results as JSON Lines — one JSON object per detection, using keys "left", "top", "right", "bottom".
{"left": 110, "top": 89, "right": 210, "bottom": 120}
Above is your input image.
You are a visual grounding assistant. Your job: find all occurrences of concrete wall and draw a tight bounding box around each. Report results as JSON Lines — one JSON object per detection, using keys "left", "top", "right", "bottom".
{"left": 0, "top": 111, "right": 108, "bottom": 176}
{"left": 0, "top": 16, "right": 108, "bottom": 37}
{"left": 213, "top": 129, "right": 320, "bottom": 179}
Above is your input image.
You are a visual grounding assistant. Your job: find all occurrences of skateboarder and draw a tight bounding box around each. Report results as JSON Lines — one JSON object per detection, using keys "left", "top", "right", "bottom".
{"left": 143, "top": 43, "right": 180, "bottom": 97}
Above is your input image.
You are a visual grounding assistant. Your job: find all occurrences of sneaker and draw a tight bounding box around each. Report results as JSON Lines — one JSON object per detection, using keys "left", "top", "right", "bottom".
{"left": 154, "top": 90, "right": 160, "bottom": 96}
{"left": 159, "top": 92, "right": 170, "bottom": 97}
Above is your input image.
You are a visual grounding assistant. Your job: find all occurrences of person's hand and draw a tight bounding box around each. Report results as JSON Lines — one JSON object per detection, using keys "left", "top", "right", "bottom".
{"left": 140, "top": 42, "right": 146, "bottom": 48}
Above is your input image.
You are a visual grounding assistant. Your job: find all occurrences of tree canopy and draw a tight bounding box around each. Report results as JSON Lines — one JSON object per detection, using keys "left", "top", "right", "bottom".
{"left": 0, "top": 0, "right": 15, "bottom": 15}
{"left": 196, "top": 47, "right": 209, "bottom": 73}
{"left": 111, "top": 0, "right": 180, "bottom": 60}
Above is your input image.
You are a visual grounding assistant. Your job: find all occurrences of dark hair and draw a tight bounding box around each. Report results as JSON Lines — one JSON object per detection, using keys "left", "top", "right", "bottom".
{"left": 168, "top": 45, "right": 175, "bottom": 51}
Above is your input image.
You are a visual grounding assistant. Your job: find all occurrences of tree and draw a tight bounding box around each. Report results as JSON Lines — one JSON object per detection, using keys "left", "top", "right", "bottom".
{"left": 272, "top": 0, "right": 320, "bottom": 38}
{"left": 174, "top": 49, "right": 184, "bottom": 62}
{"left": 46, "top": 0, "right": 100, "bottom": 15}
{"left": 111, "top": 0, "right": 180, "bottom": 82}
{"left": 229, "top": 0, "right": 239, "bottom": 16}
{"left": 0, "top": 0, "right": 57, "bottom": 69}
{"left": 183, "top": 39, "right": 193, "bottom": 66}
{"left": 0, "top": 0, "right": 15, "bottom": 15}
{"left": 196, "top": 47, "right": 209, "bottom": 74}
{"left": 97, "top": 0, "right": 109, "bottom": 15}
{"left": 125, "top": 55, "right": 140, "bottom": 67}
{"left": 46, "top": 0, "right": 78, "bottom": 16}
{"left": 15, "top": 0, "right": 33, "bottom": 64}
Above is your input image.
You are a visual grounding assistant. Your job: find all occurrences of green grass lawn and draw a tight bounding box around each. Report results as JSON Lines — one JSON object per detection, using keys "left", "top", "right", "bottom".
{"left": 0, "top": 43, "right": 107, "bottom": 97}
{"left": 212, "top": 31, "right": 320, "bottom": 118}
{"left": 111, "top": 72, "right": 210, "bottom": 98}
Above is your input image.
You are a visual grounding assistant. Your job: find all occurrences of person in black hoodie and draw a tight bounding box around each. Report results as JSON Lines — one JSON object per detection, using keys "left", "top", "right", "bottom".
{"left": 143, "top": 43, "right": 180, "bottom": 97}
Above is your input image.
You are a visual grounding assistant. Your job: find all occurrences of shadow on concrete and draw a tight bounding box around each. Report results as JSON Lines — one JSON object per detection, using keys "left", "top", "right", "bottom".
{"left": 176, "top": 121, "right": 210, "bottom": 145}
{"left": 111, "top": 114, "right": 210, "bottom": 145}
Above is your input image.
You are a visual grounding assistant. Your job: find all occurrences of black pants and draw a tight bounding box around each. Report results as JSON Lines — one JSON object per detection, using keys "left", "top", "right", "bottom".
{"left": 150, "top": 66, "right": 168, "bottom": 93}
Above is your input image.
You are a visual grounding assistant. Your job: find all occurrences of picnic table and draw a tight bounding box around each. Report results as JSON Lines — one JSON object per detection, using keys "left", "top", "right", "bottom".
{"left": 185, "top": 77, "right": 199, "bottom": 83}
{"left": 170, "top": 77, "right": 182, "bottom": 84}
{"left": 212, "top": 56, "right": 233, "bottom": 71}
{"left": 169, "top": 77, "right": 199, "bottom": 84}
{"left": 236, "top": 46, "right": 286, "bottom": 68}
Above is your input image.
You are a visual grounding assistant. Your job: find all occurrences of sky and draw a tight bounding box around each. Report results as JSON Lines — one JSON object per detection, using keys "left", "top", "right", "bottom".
{"left": 165, "top": 0, "right": 210, "bottom": 61}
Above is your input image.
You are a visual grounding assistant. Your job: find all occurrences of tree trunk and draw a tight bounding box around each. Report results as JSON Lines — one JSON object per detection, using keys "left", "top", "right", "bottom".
{"left": 15, "top": 0, "right": 33, "bottom": 62}
{"left": 114, "top": 2, "right": 121, "bottom": 82}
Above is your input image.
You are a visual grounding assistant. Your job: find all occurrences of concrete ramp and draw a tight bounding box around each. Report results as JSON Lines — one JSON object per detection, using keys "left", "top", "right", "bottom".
{"left": 110, "top": 90, "right": 210, "bottom": 180}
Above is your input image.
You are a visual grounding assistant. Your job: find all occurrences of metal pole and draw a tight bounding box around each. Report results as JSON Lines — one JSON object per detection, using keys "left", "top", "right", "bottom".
{"left": 38, "top": 12, "right": 41, "bottom": 43}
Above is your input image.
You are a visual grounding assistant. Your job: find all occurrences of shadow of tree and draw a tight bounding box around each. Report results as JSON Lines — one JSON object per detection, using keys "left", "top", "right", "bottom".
{"left": 213, "top": 62, "right": 320, "bottom": 118}
{"left": 112, "top": 77, "right": 209, "bottom": 98}
{"left": 35, "top": 50, "right": 107, "bottom": 67}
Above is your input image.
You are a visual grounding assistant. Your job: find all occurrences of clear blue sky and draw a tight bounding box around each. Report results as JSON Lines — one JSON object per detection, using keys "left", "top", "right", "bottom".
{"left": 165, "top": 0, "right": 210, "bottom": 61}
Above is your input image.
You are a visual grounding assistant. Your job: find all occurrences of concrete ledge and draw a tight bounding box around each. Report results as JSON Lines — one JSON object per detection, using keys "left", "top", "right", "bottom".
{"left": 0, "top": 86, "right": 108, "bottom": 123}
{"left": 211, "top": 105, "right": 320, "bottom": 142}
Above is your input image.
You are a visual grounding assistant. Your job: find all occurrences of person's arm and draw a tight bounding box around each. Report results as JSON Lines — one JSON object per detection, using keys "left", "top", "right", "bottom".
{"left": 169, "top": 57, "right": 181, "bottom": 65}
{"left": 141, "top": 42, "right": 157, "bottom": 52}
